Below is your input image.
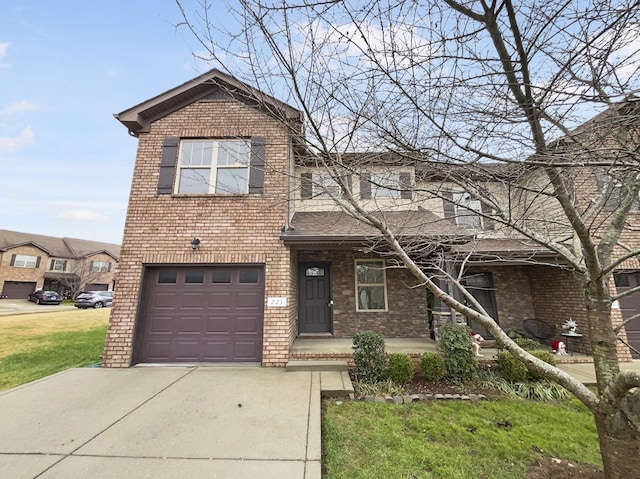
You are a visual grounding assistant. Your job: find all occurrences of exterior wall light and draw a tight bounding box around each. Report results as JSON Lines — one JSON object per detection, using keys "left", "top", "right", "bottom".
{"left": 190, "top": 238, "right": 201, "bottom": 251}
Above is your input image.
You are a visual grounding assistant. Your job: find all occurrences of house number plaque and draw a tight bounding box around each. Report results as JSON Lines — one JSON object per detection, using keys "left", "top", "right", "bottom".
{"left": 267, "top": 297, "right": 288, "bottom": 307}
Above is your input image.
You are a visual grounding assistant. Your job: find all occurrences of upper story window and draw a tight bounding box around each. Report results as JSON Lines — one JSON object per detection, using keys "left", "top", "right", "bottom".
{"left": 453, "top": 192, "right": 482, "bottom": 228}
{"left": 50, "top": 259, "right": 67, "bottom": 272}
{"left": 91, "top": 261, "right": 111, "bottom": 273}
{"left": 11, "top": 254, "right": 39, "bottom": 268}
{"left": 312, "top": 173, "right": 342, "bottom": 198}
{"left": 355, "top": 259, "right": 388, "bottom": 311}
{"left": 371, "top": 173, "right": 400, "bottom": 198}
{"left": 176, "top": 140, "right": 251, "bottom": 194}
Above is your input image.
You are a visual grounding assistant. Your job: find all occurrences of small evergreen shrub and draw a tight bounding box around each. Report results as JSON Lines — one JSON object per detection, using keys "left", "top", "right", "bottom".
{"left": 387, "top": 353, "right": 414, "bottom": 385}
{"left": 419, "top": 352, "right": 446, "bottom": 380}
{"left": 496, "top": 351, "right": 527, "bottom": 382}
{"left": 352, "top": 330, "right": 386, "bottom": 383}
{"left": 497, "top": 331, "right": 540, "bottom": 350}
{"left": 439, "top": 323, "right": 477, "bottom": 381}
{"left": 527, "top": 349, "right": 556, "bottom": 381}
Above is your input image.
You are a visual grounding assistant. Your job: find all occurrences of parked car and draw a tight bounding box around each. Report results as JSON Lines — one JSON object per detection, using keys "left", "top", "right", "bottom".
{"left": 74, "top": 290, "right": 113, "bottom": 309}
{"left": 27, "top": 290, "right": 62, "bottom": 305}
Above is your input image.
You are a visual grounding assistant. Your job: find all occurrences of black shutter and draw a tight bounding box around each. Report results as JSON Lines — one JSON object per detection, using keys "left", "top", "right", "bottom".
{"left": 107, "top": 262, "right": 112, "bottom": 272}
{"left": 300, "top": 172, "right": 313, "bottom": 198}
{"left": 249, "top": 136, "right": 266, "bottom": 194}
{"left": 90, "top": 261, "right": 94, "bottom": 272}
{"left": 63, "top": 260, "right": 67, "bottom": 271}
{"left": 10, "top": 254, "right": 16, "bottom": 266}
{"left": 480, "top": 201, "right": 495, "bottom": 230}
{"left": 399, "top": 172, "right": 412, "bottom": 199}
{"left": 442, "top": 191, "right": 456, "bottom": 219}
{"left": 158, "top": 138, "right": 179, "bottom": 194}
{"left": 35, "top": 256, "right": 41, "bottom": 268}
{"left": 50, "top": 259, "right": 55, "bottom": 270}
{"left": 360, "top": 173, "right": 371, "bottom": 199}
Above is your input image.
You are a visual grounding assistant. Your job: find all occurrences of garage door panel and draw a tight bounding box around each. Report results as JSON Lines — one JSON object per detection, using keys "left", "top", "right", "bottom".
{"left": 153, "top": 293, "right": 178, "bottom": 309}
{"left": 206, "top": 316, "right": 233, "bottom": 334}
{"left": 615, "top": 271, "right": 640, "bottom": 359}
{"left": 208, "top": 292, "right": 234, "bottom": 309}
{"left": 236, "top": 316, "right": 260, "bottom": 333}
{"left": 138, "top": 266, "right": 265, "bottom": 363}
{"left": 181, "top": 293, "right": 207, "bottom": 309}
{"left": 148, "top": 316, "right": 175, "bottom": 333}
{"left": 233, "top": 341, "right": 262, "bottom": 361}
{"left": 144, "top": 341, "right": 172, "bottom": 361}
{"left": 174, "top": 317, "right": 203, "bottom": 334}
{"left": 236, "top": 292, "right": 261, "bottom": 309}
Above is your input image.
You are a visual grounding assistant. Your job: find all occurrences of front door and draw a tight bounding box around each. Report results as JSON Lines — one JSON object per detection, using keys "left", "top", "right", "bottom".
{"left": 298, "top": 262, "right": 332, "bottom": 334}
{"left": 463, "top": 272, "right": 499, "bottom": 339}
{"left": 615, "top": 271, "right": 640, "bottom": 359}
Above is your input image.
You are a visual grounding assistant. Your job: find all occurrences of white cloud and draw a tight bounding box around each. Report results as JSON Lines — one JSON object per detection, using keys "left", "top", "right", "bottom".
{"left": 0, "top": 101, "right": 41, "bottom": 115}
{"left": 0, "top": 126, "right": 34, "bottom": 153}
{"left": 56, "top": 210, "right": 108, "bottom": 222}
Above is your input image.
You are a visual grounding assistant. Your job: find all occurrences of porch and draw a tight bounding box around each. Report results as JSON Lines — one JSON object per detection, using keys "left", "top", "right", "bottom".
{"left": 289, "top": 337, "right": 593, "bottom": 365}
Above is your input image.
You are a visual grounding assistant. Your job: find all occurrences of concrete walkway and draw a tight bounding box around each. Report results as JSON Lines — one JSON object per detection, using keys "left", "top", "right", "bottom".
{"left": 0, "top": 367, "right": 321, "bottom": 479}
{"left": 557, "top": 360, "right": 640, "bottom": 385}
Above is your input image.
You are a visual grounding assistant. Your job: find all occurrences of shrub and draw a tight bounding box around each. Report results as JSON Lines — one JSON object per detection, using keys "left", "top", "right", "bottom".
{"left": 527, "top": 349, "right": 556, "bottom": 381}
{"left": 387, "top": 353, "right": 414, "bottom": 385}
{"left": 496, "top": 351, "right": 527, "bottom": 382}
{"left": 352, "top": 330, "right": 386, "bottom": 383}
{"left": 439, "top": 323, "right": 477, "bottom": 381}
{"left": 477, "top": 371, "right": 571, "bottom": 401}
{"left": 498, "top": 331, "right": 540, "bottom": 350}
{"left": 419, "top": 352, "right": 446, "bottom": 380}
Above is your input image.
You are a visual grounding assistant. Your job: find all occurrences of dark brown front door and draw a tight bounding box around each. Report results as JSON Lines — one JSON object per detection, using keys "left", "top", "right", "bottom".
{"left": 298, "top": 262, "right": 332, "bottom": 334}
{"left": 615, "top": 271, "right": 640, "bottom": 359}
{"left": 136, "top": 266, "right": 264, "bottom": 363}
{"left": 463, "top": 272, "right": 499, "bottom": 339}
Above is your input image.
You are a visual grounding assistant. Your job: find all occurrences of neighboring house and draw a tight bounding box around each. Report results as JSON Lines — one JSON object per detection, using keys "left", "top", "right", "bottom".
{"left": 103, "top": 69, "right": 638, "bottom": 367}
{"left": 0, "top": 229, "right": 120, "bottom": 298}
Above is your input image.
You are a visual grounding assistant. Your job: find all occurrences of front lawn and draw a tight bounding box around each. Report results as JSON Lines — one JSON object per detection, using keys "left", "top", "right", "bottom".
{"left": 323, "top": 398, "right": 601, "bottom": 479}
{"left": 0, "top": 308, "right": 109, "bottom": 391}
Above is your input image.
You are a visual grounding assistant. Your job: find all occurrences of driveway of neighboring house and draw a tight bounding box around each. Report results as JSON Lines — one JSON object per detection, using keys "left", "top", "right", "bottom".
{"left": 0, "top": 299, "right": 75, "bottom": 314}
{"left": 0, "top": 367, "right": 320, "bottom": 479}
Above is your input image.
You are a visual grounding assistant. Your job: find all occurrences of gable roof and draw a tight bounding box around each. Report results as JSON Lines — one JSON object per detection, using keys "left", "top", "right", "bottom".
{"left": 0, "top": 229, "right": 120, "bottom": 260}
{"left": 115, "top": 68, "right": 302, "bottom": 136}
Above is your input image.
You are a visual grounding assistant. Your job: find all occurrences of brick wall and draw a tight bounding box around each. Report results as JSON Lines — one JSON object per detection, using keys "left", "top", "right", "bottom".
{"left": 0, "top": 246, "right": 48, "bottom": 292}
{"left": 487, "top": 266, "right": 536, "bottom": 333}
{"left": 103, "top": 98, "right": 295, "bottom": 367}
{"left": 297, "top": 250, "right": 429, "bottom": 337}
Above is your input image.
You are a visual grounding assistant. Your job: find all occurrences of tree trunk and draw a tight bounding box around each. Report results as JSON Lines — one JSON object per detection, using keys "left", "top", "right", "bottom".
{"left": 595, "top": 401, "right": 640, "bottom": 479}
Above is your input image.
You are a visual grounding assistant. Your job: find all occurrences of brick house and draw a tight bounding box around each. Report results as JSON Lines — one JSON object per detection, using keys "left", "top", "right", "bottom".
{"left": 103, "top": 70, "right": 638, "bottom": 367}
{"left": 0, "top": 229, "right": 120, "bottom": 298}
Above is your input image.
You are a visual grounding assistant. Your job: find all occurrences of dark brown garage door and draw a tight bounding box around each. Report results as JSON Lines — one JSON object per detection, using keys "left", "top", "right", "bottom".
{"left": 85, "top": 283, "right": 108, "bottom": 291}
{"left": 136, "top": 266, "right": 265, "bottom": 363}
{"left": 1, "top": 281, "right": 37, "bottom": 299}
{"left": 615, "top": 271, "right": 640, "bottom": 359}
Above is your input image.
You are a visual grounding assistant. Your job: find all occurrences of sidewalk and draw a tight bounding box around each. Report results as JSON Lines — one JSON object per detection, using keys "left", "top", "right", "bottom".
{"left": 558, "top": 360, "right": 640, "bottom": 385}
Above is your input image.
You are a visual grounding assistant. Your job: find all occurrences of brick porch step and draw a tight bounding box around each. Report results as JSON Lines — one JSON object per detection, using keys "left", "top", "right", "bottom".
{"left": 285, "top": 360, "right": 349, "bottom": 372}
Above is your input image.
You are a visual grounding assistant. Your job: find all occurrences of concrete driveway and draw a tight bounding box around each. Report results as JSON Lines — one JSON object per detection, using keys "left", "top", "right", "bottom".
{"left": 0, "top": 367, "right": 320, "bottom": 478}
{"left": 0, "top": 299, "right": 76, "bottom": 315}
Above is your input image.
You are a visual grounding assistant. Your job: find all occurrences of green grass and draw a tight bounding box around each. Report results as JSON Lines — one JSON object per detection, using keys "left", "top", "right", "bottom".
{"left": 323, "top": 398, "right": 601, "bottom": 479}
{"left": 0, "top": 310, "right": 108, "bottom": 391}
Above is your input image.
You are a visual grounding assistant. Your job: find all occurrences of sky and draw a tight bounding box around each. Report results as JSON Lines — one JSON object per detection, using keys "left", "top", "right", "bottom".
{"left": 0, "top": 1, "right": 211, "bottom": 244}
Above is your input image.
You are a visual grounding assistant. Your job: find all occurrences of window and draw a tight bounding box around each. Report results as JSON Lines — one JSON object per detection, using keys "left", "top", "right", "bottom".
{"left": 371, "top": 173, "right": 400, "bottom": 198}
{"left": 239, "top": 269, "right": 260, "bottom": 284}
{"left": 158, "top": 269, "right": 177, "bottom": 284}
{"left": 453, "top": 192, "right": 482, "bottom": 228}
{"left": 185, "top": 270, "right": 204, "bottom": 283}
{"left": 50, "top": 259, "right": 67, "bottom": 271}
{"left": 91, "top": 261, "right": 110, "bottom": 273}
{"left": 355, "top": 260, "right": 387, "bottom": 311}
{"left": 13, "top": 254, "right": 38, "bottom": 268}
{"left": 176, "top": 139, "right": 250, "bottom": 194}
{"left": 312, "top": 173, "right": 342, "bottom": 198}
{"left": 212, "top": 269, "right": 232, "bottom": 283}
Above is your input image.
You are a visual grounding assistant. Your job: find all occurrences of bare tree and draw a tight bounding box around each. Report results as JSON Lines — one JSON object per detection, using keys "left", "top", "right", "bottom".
{"left": 176, "top": 1, "right": 640, "bottom": 476}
